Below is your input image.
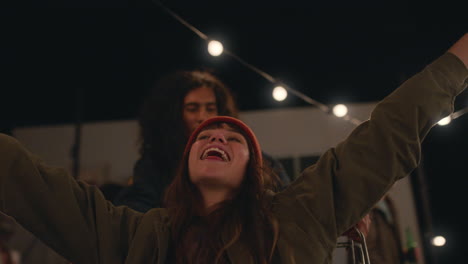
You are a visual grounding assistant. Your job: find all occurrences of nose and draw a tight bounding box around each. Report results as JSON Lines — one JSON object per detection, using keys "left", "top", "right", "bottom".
{"left": 209, "top": 133, "right": 227, "bottom": 144}
{"left": 197, "top": 109, "right": 210, "bottom": 124}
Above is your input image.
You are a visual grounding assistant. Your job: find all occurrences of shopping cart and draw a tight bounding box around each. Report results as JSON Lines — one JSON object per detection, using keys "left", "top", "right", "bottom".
{"left": 337, "top": 227, "right": 371, "bottom": 264}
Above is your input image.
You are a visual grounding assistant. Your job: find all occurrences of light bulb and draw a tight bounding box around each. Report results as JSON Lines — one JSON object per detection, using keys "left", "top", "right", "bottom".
{"left": 333, "top": 104, "right": 348, "bottom": 117}
{"left": 437, "top": 116, "right": 451, "bottom": 126}
{"left": 431, "top": 236, "right": 446, "bottom": 247}
{"left": 207, "top": 40, "right": 223, "bottom": 56}
{"left": 272, "top": 86, "right": 287, "bottom": 101}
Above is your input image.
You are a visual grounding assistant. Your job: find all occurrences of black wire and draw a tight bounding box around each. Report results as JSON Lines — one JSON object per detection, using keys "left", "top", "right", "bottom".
{"left": 153, "top": 0, "right": 371, "bottom": 125}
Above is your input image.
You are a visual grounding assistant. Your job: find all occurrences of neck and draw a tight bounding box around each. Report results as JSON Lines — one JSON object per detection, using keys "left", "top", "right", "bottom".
{"left": 198, "top": 186, "right": 234, "bottom": 213}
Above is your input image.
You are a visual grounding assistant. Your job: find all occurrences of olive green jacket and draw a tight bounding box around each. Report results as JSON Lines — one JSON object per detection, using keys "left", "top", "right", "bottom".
{"left": 0, "top": 53, "right": 466, "bottom": 264}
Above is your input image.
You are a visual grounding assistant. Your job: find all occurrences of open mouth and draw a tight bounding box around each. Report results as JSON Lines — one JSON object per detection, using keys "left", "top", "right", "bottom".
{"left": 200, "top": 147, "right": 230, "bottom": 161}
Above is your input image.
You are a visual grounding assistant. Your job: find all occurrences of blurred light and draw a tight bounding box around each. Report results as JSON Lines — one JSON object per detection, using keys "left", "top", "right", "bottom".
{"left": 207, "top": 40, "right": 223, "bottom": 56}
{"left": 272, "top": 86, "right": 288, "bottom": 101}
{"left": 437, "top": 116, "right": 452, "bottom": 126}
{"left": 432, "top": 236, "right": 446, "bottom": 247}
{"left": 333, "top": 104, "right": 348, "bottom": 117}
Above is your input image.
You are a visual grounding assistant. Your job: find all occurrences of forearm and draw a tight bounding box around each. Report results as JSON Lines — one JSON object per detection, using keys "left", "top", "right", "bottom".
{"left": 332, "top": 52, "right": 467, "bottom": 231}
{"left": 0, "top": 134, "right": 140, "bottom": 263}
{"left": 448, "top": 33, "right": 468, "bottom": 68}
{"left": 0, "top": 134, "right": 101, "bottom": 262}
{"left": 277, "top": 51, "right": 467, "bottom": 239}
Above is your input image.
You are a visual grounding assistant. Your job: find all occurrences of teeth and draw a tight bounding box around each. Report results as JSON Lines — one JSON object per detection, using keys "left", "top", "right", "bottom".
{"left": 201, "top": 147, "right": 229, "bottom": 161}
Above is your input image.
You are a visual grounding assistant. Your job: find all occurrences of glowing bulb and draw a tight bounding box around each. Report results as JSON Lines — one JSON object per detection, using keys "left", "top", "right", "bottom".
{"left": 333, "top": 104, "right": 348, "bottom": 117}
{"left": 207, "top": 40, "right": 223, "bottom": 56}
{"left": 272, "top": 86, "right": 287, "bottom": 101}
{"left": 432, "top": 236, "right": 446, "bottom": 247}
{"left": 437, "top": 116, "right": 452, "bottom": 126}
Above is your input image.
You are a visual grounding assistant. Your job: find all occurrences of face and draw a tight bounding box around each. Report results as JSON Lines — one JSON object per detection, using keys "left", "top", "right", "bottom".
{"left": 183, "top": 86, "right": 218, "bottom": 135}
{"left": 188, "top": 124, "right": 250, "bottom": 193}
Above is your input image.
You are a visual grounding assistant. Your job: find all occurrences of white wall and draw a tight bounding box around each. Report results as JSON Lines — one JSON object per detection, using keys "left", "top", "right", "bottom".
{"left": 239, "top": 103, "right": 374, "bottom": 158}
{"left": 14, "top": 120, "right": 140, "bottom": 184}
{"left": 13, "top": 103, "right": 375, "bottom": 184}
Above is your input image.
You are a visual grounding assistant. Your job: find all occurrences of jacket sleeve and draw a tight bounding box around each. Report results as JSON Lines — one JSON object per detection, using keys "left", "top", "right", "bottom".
{"left": 274, "top": 52, "right": 468, "bottom": 245}
{"left": 0, "top": 134, "right": 143, "bottom": 264}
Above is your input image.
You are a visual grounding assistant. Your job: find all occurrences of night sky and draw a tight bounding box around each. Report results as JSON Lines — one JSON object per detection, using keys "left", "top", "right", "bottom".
{"left": 1, "top": 1, "right": 467, "bottom": 262}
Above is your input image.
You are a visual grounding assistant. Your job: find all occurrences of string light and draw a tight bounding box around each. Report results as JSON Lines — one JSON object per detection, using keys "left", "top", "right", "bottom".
{"left": 332, "top": 104, "right": 348, "bottom": 118}
{"left": 155, "top": 0, "right": 467, "bottom": 127}
{"left": 437, "top": 116, "right": 452, "bottom": 126}
{"left": 431, "top": 236, "right": 446, "bottom": 247}
{"left": 154, "top": 1, "right": 362, "bottom": 125}
{"left": 207, "top": 40, "right": 224, "bottom": 56}
{"left": 272, "top": 86, "right": 288, "bottom": 101}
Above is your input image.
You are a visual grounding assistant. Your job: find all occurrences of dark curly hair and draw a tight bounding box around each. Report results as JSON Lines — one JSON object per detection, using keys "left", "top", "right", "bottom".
{"left": 138, "top": 70, "right": 238, "bottom": 182}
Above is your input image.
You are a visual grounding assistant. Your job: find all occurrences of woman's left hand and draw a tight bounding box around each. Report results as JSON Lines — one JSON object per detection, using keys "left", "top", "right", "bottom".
{"left": 342, "top": 214, "right": 371, "bottom": 242}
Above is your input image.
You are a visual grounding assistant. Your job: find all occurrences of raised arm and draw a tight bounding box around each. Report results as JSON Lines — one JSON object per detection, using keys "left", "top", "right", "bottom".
{"left": 449, "top": 33, "right": 468, "bottom": 67}
{"left": 0, "top": 134, "right": 143, "bottom": 263}
{"left": 274, "top": 34, "right": 468, "bottom": 244}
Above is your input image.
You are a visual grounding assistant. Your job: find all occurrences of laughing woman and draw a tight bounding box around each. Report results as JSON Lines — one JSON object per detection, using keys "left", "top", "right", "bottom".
{"left": 0, "top": 34, "right": 467, "bottom": 264}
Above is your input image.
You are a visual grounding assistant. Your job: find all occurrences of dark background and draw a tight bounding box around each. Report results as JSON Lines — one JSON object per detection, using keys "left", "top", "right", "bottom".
{"left": 1, "top": 1, "right": 467, "bottom": 262}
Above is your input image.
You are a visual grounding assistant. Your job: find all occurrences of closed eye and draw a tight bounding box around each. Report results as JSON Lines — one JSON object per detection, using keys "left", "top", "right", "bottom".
{"left": 197, "top": 135, "right": 210, "bottom": 141}
{"left": 186, "top": 108, "right": 197, "bottom": 112}
{"left": 227, "top": 137, "right": 241, "bottom": 142}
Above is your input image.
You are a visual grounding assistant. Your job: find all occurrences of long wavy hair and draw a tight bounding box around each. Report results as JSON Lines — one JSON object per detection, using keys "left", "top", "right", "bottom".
{"left": 138, "top": 70, "right": 238, "bottom": 181}
{"left": 164, "top": 122, "right": 279, "bottom": 264}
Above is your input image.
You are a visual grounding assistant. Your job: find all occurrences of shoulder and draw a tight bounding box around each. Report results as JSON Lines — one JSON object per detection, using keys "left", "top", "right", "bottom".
{"left": 261, "top": 152, "right": 276, "bottom": 163}
{"left": 0, "top": 133, "right": 21, "bottom": 150}
{"left": 0, "top": 133, "right": 28, "bottom": 164}
{"left": 144, "top": 208, "right": 170, "bottom": 224}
